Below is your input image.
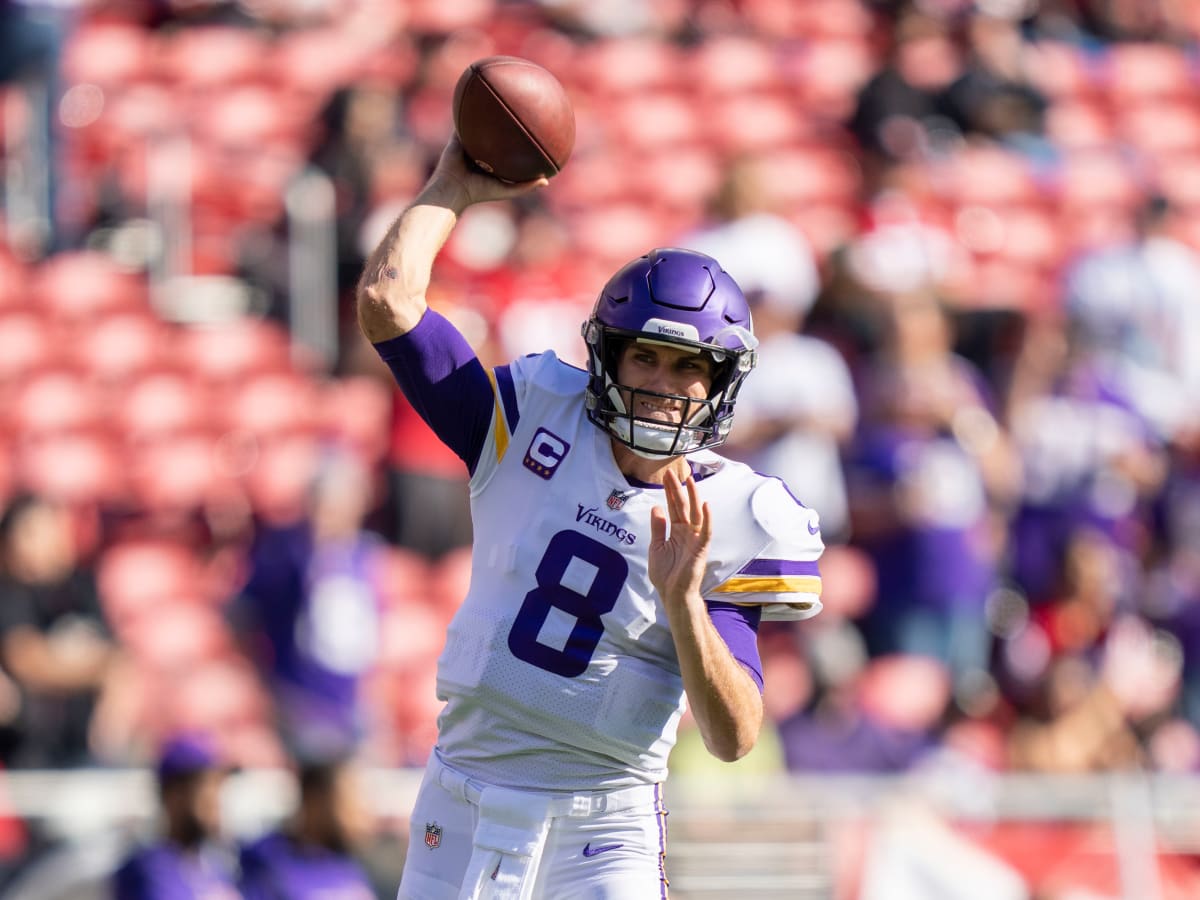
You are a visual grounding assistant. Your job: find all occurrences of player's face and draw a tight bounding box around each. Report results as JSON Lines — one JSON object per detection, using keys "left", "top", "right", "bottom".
{"left": 615, "top": 341, "right": 714, "bottom": 424}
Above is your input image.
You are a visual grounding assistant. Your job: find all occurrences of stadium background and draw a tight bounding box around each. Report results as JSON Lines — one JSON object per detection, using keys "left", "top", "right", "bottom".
{"left": 3, "top": 0, "right": 1200, "bottom": 897}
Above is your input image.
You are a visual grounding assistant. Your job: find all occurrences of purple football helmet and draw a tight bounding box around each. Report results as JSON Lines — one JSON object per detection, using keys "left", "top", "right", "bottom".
{"left": 582, "top": 248, "right": 758, "bottom": 457}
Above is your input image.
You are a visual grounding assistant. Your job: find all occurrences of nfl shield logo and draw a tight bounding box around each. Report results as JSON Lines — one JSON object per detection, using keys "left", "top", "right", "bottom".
{"left": 425, "top": 822, "right": 443, "bottom": 850}
{"left": 607, "top": 489, "right": 631, "bottom": 510}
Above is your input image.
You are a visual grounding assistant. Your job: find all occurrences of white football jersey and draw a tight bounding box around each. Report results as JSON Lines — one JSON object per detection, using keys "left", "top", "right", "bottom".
{"left": 434, "top": 351, "right": 823, "bottom": 791}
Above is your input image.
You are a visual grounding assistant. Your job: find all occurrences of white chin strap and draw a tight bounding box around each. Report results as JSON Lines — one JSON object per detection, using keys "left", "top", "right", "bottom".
{"left": 605, "top": 384, "right": 707, "bottom": 457}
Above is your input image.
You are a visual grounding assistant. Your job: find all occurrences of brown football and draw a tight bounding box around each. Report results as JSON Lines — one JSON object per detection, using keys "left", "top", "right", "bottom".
{"left": 452, "top": 55, "right": 575, "bottom": 183}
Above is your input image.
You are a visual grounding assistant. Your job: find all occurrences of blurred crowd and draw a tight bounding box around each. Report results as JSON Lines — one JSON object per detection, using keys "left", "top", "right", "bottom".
{"left": 4, "top": 0, "right": 1200, "bottom": 891}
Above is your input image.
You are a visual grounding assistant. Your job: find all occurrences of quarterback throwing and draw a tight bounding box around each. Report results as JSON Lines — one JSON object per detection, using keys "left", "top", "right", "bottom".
{"left": 357, "top": 136, "right": 823, "bottom": 899}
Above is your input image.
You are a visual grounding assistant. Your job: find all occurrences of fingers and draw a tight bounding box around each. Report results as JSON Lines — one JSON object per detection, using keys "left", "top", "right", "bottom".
{"left": 684, "top": 472, "right": 704, "bottom": 529}
{"left": 662, "top": 468, "right": 704, "bottom": 531}
{"left": 698, "top": 499, "right": 712, "bottom": 547}
{"left": 650, "top": 505, "right": 667, "bottom": 545}
{"left": 663, "top": 468, "right": 687, "bottom": 525}
{"left": 433, "top": 135, "right": 549, "bottom": 201}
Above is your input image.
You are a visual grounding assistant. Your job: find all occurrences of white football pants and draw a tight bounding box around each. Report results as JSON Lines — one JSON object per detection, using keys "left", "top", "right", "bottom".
{"left": 397, "top": 752, "right": 670, "bottom": 899}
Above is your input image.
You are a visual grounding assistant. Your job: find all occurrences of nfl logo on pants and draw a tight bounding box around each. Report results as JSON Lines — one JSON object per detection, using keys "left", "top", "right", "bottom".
{"left": 425, "top": 822, "right": 443, "bottom": 850}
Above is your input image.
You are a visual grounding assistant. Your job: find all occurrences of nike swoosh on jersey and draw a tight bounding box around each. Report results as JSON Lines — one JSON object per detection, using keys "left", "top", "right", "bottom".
{"left": 582, "top": 842, "right": 624, "bottom": 857}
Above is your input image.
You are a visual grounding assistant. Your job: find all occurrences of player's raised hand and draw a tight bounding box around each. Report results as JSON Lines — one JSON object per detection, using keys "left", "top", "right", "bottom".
{"left": 426, "top": 135, "right": 549, "bottom": 212}
{"left": 649, "top": 468, "right": 712, "bottom": 612}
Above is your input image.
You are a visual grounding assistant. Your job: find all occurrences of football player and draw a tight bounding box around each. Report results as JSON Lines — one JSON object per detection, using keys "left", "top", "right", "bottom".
{"left": 357, "top": 136, "right": 824, "bottom": 899}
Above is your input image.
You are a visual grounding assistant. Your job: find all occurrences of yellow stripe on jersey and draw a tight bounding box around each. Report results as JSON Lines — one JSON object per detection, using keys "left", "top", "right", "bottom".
{"left": 712, "top": 575, "right": 823, "bottom": 596}
{"left": 486, "top": 369, "right": 510, "bottom": 461}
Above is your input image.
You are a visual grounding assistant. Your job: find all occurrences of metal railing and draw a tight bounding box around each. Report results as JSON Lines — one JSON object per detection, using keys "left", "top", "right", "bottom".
{"left": 4, "top": 768, "right": 1200, "bottom": 900}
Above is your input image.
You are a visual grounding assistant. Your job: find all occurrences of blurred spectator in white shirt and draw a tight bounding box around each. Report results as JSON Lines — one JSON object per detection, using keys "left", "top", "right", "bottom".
{"left": 1062, "top": 194, "right": 1200, "bottom": 447}
{"left": 684, "top": 155, "right": 856, "bottom": 541}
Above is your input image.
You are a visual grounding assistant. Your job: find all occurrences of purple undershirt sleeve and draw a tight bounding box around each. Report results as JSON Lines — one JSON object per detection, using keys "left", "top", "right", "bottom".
{"left": 372, "top": 309, "right": 495, "bottom": 475}
{"left": 707, "top": 601, "right": 764, "bottom": 693}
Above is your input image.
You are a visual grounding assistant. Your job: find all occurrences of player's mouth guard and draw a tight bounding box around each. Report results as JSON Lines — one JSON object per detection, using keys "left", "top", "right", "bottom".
{"left": 604, "top": 383, "right": 717, "bottom": 457}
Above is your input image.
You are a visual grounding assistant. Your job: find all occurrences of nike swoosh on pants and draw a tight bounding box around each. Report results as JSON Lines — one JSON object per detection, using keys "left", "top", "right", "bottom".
{"left": 582, "top": 842, "right": 623, "bottom": 857}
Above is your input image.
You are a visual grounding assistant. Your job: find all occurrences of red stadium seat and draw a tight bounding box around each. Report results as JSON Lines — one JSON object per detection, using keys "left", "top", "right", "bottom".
{"left": 811, "top": 544, "right": 878, "bottom": 620}
{"left": 945, "top": 145, "right": 1040, "bottom": 208}
{"left": 804, "top": 0, "right": 877, "bottom": 39}
{"left": 856, "top": 653, "right": 951, "bottom": 734}
{"left": 790, "top": 37, "right": 881, "bottom": 122}
{"left": 240, "top": 432, "right": 322, "bottom": 525}
{"left": 1055, "top": 149, "right": 1142, "bottom": 211}
{"left": 14, "top": 431, "right": 125, "bottom": 506}
{"left": 761, "top": 643, "right": 813, "bottom": 722}
{"left": 9, "top": 367, "right": 104, "bottom": 437}
{"left": 121, "top": 600, "right": 233, "bottom": 671}
{"left": 406, "top": 0, "right": 497, "bottom": 35}
{"left": 60, "top": 23, "right": 153, "bottom": 89}
{"left": 1058, "top": 204, "right": 1137, "bottom": 253}
{"left": 73, "top": 312, "right": 174, "bottom": 386}
{"left": 704, "top": 93, "right": 813, "bottom": 156}
{"left": 118, "top": 371, "right": 213, "bottom": 442}
{"left": 0, "top": 250, "right": 32, "bottom": 313}
{"left": 220, "top": 722, "right": 287, "bottom": 769}
{"left": 320, "top": 376, "right": 395, "bottom": 467}
{"left": 177, "top": 318, "right": 295, "bottom": 385}
{"left": 172, "top": 658, "right": 272, "bottom": 733}
{"left": 574, "top": 38, "right": 684, "bottom": 98}
{"left": 269, "top": 26, "right": 381, "bottom": 109}
{"left": 127, "top": 432, "right": 224, "bottom": 515}
{"left": 220, "top": 372, "right": 320, "bottom": 442}
{"left": 630, "top": 145, "right": 722, "bottom": 218}
{"left": 1118, "top": 100, "right": 1200, "bottom": 157}
{"left": 548, "top": 149, "right": 637, "bottom": 209}
{"left": 0, "top": 441, "right": 14, "bottom": 511}
{"left": 102, "top": 117, "right": 176, "bottom": 207}
{"left": 31, "top": 251, "right": 148, "bottom": 321}
{"left": 374, "top": 664, "right": 442, "bottom": 765}
{"left": 0, "top": 313, "right": 54, "bottom": 385}
{"left": 97, "top": 539, "right": 209, "bottom": 628}
{"left": 1155, "top": 151, "right": 1200, "bottom": 210}
{"left": 192, "top": 83, "right": 306, "bottom": 151}
{"left": 1044, "top": 99, "right": 1117, "bottom": 151}
{"left": 378, "top": 603, "right": 446, "bottom": 671}
{"left": 428, "top": 546, "right": 473, "bottom": 618}
{"left": 995, "top": 203, "right": 1067, "bottom": 271}
{"left": 758, "top": 144, "right": 863, "bottom": 208}
{"left": 1106, "top": 42, "right": 1195, "bottom": 104}
{"left": 568, "top": 201, "right": 670, "bottom": 271}
{"left": 687, "top": 36, "right": 785, "bottom": 98}
{"left": 372, "top": 545, "right": 434, "bottom": 609}
{"left": 156, "top": 27, "right": 269, "bottom": 93}
{"left": 608, "top": 91, "right": 701, "bottom": 151}
{"left": 1025, "top": 41, "right": 1100, "bottom": 101}
{"left": 787, "top": 201, "right": 861, "bottom": 262}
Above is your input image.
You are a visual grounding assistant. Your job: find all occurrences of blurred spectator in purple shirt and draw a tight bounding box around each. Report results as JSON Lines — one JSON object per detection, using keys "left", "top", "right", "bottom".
{"left": 778, "top": 649, "right": 951, "bottom": 773}
{"left": 112, "top": 733, "right": 240, "bottom": 900}
{"left": 238, "top": 753, "right": 376, "bottom": 900}
{"left": 1004, "top": 312, "right": 1168, "bottom": 604}
{"left": 230, "top": 450, "right": 385, "bottom": 762}
{"left": 846, "top": 290, "right": 1020, "bottom": 683}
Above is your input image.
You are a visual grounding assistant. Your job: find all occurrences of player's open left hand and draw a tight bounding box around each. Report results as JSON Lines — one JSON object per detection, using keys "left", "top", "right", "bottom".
{"left": 649, "top": 468, "right": 711, "bottom": 612}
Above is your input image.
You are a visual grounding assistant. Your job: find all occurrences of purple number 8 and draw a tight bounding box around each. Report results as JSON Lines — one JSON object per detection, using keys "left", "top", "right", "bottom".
{"left": 507, "top": 530, "right": 628, "bottom": 677}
